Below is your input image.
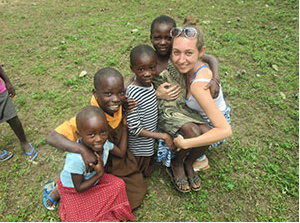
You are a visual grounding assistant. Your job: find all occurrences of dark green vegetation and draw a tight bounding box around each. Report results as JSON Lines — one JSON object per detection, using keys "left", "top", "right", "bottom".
{"left": 0, "top": 0, "right": 298, "bottom": 221}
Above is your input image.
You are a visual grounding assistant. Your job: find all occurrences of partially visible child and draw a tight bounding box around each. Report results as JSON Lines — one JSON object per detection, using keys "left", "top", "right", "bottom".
{"left": 0, "top": 65, "right": 37, "bottom": 162}
{"left": 57, "top": 106, "right": 134, "bottom": 222}
{"left": 126, "top": 45, "right": 175, "bottom": 176}
{"left": 45, "top": 67, "right": 146, "bottom": 211}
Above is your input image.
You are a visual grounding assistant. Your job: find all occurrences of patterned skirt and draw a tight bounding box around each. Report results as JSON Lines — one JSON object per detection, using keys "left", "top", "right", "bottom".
{"left": 58, "top": 174, "right": 135, "bottom": 222}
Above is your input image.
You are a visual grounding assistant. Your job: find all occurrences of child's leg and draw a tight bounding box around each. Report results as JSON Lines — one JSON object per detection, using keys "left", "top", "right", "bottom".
{"left": 7, "top": 116, "right": 37, "bottom": 159}
{"left": 180, "top": 123, "right": 210, "bottom": 190}
{"left": 46, "top": 185, "right": 60, "bottom": 208}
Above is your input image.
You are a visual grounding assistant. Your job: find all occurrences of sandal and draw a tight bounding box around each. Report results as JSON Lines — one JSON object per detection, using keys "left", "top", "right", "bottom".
{"left": 0, "top": 150, "right": 14, "bottom": 162}
{"left": 188, "top": 174, "right": 201, "bottom": 191}
{"left": 24, "top": 143, "right": 38, "bottom": 161}
{"left": 166, "top": 167, "right": 191, "bottom": 193}
{"left": 43, "top": 180, "right": 58, "bottom": 211}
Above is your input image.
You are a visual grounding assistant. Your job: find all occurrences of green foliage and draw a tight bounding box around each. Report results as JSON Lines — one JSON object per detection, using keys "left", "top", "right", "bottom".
{"left": 0, "top": 0, "right": 298, "bottom": 222}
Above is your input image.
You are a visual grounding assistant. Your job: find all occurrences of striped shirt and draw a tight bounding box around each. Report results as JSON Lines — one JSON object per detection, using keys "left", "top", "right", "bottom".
{"left": 126, "top": 84, "right": 158, "bottom": 156}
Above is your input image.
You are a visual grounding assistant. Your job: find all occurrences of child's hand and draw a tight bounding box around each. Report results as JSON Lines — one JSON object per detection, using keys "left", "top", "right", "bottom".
{"left": 162, "top": 133, "right": 176, "bottom": 151}
{"left": 173, "top": 134, "right": 188, "bottom": 150}
{"left": 89, "top": 152, "right": 104, "bottom": 176}
{"left": 156, "top": 82, "right": 181, "bottom": 100}
{"left": 5, "top": 82, "right": 15, "bottom": 98}
{"left": 204, "top": 79, "right": 220, "bottom": 99}
{"left": 123, "top": 95, "right": 137, "bottom": 113}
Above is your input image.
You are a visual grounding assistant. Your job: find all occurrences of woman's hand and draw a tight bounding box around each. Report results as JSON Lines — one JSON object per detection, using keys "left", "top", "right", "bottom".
{"left": 173, "top": 134, "right": 189, "bottom": 150}
{"left": 204, "top": 79, "right": 220, "bottom": 99}
{"left": 89, "top": 152, "right": 104, "bottom": 177}
{"left": 156, "top": 82, "right": 181, "bottom": 100}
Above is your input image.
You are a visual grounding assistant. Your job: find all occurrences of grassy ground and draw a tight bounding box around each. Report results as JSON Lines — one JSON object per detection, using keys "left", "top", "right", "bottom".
{"left": 0, "top": 0, "right": 298, "bottom": 221}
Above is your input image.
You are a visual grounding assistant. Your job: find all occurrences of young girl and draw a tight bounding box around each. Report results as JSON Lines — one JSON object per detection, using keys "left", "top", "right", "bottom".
{"left": 126, "top": 45, "right": 175, "bottom": 177}
{"left": 45, "top": 68, "right": 146, "bottom": 210}
{"left": 57, "top": 106, "right": 134, "bottom": 222}
{"left": 171, "top": 22, "right": 232, "bottom": 173}
{"left": 0, "top": 65, "right": 37, "bottom": 162}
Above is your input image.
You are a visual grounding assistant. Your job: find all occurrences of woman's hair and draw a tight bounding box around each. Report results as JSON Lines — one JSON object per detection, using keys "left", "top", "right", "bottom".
{"left": 130, "top": 45, "right": 157, "bottom": 67}
{"left": 150, "top": 15, "right": 176, "bottom": 35}
{"left": 182, "top": 16, "right": 205, "bottom": 51}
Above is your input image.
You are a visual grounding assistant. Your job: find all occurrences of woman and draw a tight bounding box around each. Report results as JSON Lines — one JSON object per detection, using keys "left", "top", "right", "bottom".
{"left": 170, "top": 23, "right": 232, "bottom": 189}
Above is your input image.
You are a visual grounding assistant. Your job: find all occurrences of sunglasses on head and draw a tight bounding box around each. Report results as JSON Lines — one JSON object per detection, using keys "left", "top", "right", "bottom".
{"left": 170, "top": 27, "right": 198, "bottom": 38}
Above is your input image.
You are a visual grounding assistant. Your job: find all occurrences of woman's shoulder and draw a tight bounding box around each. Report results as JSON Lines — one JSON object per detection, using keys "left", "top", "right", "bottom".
{"left": 196, "top": 66, "right": 213, "bottom": 80}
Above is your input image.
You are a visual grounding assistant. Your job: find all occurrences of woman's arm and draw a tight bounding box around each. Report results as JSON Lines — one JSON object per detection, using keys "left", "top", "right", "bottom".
{"left": 202, "top": 53, "right": 220, "bottom": 99}
{"left": 174, "top": 82, "right": 232, "bottom": 149}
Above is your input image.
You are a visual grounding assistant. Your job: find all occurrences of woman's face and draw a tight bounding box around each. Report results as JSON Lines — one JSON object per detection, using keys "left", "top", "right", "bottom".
{"left": 171, "top": 36, "right": 202, "bottom": 75}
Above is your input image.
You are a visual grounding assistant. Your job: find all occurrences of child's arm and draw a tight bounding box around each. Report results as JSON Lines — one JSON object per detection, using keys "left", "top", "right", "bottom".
{"left": 0, "top": 65, "right": 15, "bottom": 98}
{"left": 202, "top": 53, "right": 220, "bottom": 99}
{"left": 138, "top": 129, "right": 176, "bottom": 151}
{"left": 124, "top": 74, "right": 136, "bottom": 90}
{"left": 72, "top": 152, "right": 104, "bottom": 193}
{"left": 109, "top": 117, "right": 127, "bottom": 157}
{"left": 46, "top": 130, "right": 96, "bottom": 172}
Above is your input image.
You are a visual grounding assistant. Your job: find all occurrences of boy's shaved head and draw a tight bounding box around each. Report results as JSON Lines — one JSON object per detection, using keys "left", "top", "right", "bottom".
{"left": 94, "top": 67, "right": 123, "bottom": 89}
{"left": 150, "top": 15, "right": 176, "bottom": 35}
{"left": 76, "top": 106, "right": 106, "bottom": 132}
{"left": 130, "top": 45, "right": 157, "bottom": 67}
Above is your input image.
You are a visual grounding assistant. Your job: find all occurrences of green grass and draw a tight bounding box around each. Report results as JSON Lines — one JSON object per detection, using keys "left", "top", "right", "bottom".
{"left": 0, "top": 0, "right": 298, "bottom": 221}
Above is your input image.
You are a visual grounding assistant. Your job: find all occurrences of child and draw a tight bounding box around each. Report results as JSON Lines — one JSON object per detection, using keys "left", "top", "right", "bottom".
{"left": 0, "top": 65, "right": 37, "bottom": 162}
{"left": 57, "top": 106, "right": 134, "bottom": 222}
{"left": 44, "top": 67, "right": 146, "bottom": 210}
{"left": 126, "top": 45, "right": 175, "bottom": 177}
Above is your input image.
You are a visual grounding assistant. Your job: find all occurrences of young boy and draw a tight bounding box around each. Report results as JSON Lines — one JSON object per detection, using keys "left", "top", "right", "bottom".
{"left": 57, "top": 106, "right": 134, "bottom": 222}
{"left": 0, "top": 65, "right": 37, "bottom": 162}
{"left": 126, "top": 45, "right": 175, "bottom": 177}
{"left": 44, "top": 68, "right": 146, "bottom": 210}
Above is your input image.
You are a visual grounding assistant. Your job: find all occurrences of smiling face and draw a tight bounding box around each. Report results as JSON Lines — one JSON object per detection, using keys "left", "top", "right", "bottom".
{"left": 131, "top": 53, "right": 157, "bottom": 87}
{"left": 93, "top": 75, "right": 126, "bottom": 116}
{"left": 150, "top": 22, "right": 174, "bottom": 57}
{"left": 78, "top": 115, "right": 108, "bottom": 153}
{"left": 171, "top": 36, "right": 205, "bottom": 75}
